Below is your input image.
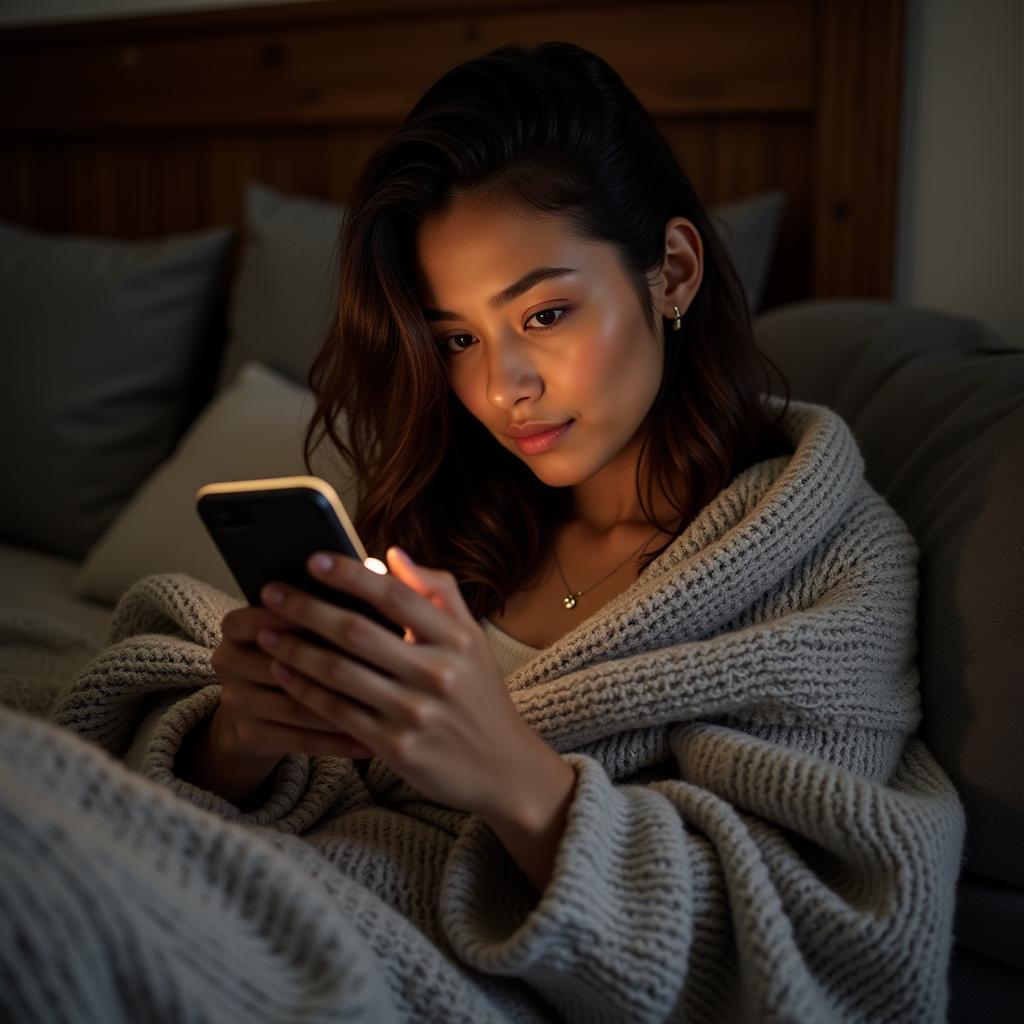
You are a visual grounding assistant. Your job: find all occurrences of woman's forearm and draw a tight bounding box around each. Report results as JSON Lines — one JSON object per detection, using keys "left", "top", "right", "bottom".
{"left": 480, "top": 745, "right": 578, "bottom": 894}
{"left": 175, "top": 708, "right": 282, "bottom": 810}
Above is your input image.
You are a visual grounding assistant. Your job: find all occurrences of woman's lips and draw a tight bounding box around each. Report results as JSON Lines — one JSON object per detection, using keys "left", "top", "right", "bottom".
{"left": 514, "top": 419, "right": 574, "bottom": 455}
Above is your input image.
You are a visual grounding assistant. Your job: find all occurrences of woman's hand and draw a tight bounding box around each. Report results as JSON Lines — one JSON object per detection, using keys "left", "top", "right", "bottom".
{"left": 253, "top": 546, "right": 554, "bottom": 820}
{"left": 210, "top": 604, "right": 375, "bottom": 761}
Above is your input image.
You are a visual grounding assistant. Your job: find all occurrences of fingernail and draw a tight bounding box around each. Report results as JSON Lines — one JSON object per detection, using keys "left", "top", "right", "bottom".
{"left": 259, "top": 628, "right": 280, "bottom": 647}
{"left": 311, "top": 552, "right": 334, "bottom": 573}
{"left": 263, "top": 585, "right": 284, "bottom": 606}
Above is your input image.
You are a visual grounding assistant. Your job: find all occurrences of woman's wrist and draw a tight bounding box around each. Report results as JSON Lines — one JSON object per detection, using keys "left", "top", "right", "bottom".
{"left": 479, "top": 741, "right": 578, "bottom": 893}
{"left": 176, "top": 707, "right": 282, "bottom": 808}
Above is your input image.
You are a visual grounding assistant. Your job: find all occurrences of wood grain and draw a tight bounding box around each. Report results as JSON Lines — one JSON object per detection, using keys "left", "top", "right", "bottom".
{"left": 0, "top": 0, "right": 902, "bottom": 305}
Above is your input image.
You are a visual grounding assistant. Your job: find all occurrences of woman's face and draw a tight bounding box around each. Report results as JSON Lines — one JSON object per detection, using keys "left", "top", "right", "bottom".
{"left": 414, "top": 196, "right": 699, "bottom": 500}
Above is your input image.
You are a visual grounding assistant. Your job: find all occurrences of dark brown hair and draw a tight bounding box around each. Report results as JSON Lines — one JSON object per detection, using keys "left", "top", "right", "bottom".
{"left": 303, "top": 41, "right": 791, "bottom": 621}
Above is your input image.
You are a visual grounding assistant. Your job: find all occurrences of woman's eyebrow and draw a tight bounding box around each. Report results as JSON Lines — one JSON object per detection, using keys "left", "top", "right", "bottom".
{"left": 423, "top": 266, "right": 578, "bottom": 322}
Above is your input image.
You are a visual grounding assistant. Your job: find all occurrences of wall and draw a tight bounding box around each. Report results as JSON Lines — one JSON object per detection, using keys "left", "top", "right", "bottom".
{"left": 894, "top": 0, "right": 1022, "bottom": 347}
{"left": 3, "top": 0, "right": 1021, "bottom": 346}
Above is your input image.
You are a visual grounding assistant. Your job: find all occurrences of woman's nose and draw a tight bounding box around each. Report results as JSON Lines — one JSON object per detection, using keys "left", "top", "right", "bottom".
{"left": 486, "top": 335, "right": 543, "bottom": 409}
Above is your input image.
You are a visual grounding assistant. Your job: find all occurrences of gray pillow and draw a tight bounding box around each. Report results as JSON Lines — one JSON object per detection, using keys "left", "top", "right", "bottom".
{"left": 0, "top": 218, "right": 234, "bottom": 560}
{"left": 710, "top": 189, "right": 786, "bottom": 313}
{"left": 219, "top": 181, "right": 786, "bottom": 392}
{"left": 75, "top": 360, "right": 358, "bottom": 606}
{"left": 754, "top": 299, "right": 1024, "bottom": 889}
{"left": 217, "top": 181, "right": 346, "bottom": 391}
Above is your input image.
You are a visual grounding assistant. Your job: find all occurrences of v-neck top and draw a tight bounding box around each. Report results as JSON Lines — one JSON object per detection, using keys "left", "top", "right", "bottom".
{"left": 479, "top": 615, "right": 544, "bottom": 677}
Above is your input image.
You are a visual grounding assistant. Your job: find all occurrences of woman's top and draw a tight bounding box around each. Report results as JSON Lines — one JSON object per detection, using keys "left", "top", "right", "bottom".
{"left": 479, "top": 615, "right": 543, "bottom": 676}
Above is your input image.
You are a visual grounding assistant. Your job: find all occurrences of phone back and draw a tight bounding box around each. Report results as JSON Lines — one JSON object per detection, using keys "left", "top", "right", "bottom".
{"left": 197, "top": 481, "right": 404, "bottom": 641}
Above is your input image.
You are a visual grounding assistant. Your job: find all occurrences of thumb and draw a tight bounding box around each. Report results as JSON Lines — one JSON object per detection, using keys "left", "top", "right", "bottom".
{"left": 386, "top": 546, "right": 474, "bottom": 628}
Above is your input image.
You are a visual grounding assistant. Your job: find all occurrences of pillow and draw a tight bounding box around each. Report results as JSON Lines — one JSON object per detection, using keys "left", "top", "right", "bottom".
{"left": 754, "top": 298, "right": 1024, "bottom": 889}
{"left": 218, "top": 181, "right": 786, "bottom": 392}
{"left": 217, "top": 181, "right": 346, "bottom": 391}
{"left": 75, "top": 361, "right": 358, "bottom": 605}
{"left": 0, "top": 217, "right": 234, "bottom": 560}
{"left": 709, "top": 189, "right": 787, "bottom": 313}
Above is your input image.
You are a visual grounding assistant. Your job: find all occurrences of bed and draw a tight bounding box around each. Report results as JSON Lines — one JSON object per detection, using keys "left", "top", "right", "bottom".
{"left": 1, "top": 1, "right": 1020, "bottom": 1020}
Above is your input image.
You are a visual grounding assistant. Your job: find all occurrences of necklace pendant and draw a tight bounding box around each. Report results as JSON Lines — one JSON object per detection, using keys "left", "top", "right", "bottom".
{"left": 563, "top": 594, "right": 577, "bottom": 610}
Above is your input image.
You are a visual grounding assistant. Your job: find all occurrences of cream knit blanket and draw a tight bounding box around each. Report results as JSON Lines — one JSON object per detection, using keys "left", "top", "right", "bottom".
{"left": 0, "top": 397, "right": 966, "bottom": 1023}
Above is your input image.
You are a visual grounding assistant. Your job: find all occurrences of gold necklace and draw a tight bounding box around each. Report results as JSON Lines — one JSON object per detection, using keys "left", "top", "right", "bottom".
{"left": 554, "top": 525, "right": 664, "bottom": 610}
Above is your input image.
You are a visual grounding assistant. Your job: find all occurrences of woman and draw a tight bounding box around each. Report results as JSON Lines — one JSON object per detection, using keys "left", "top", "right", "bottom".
{"left": 0, "top": 41, "right": 964, "bottom": 1024}
{"left": 188, "top": 40, "right": 796, "bottom": 861}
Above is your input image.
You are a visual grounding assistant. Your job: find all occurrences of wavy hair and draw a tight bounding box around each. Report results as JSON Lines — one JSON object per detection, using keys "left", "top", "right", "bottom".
{"left": 303, "top": 40, "right": 792, "bottom": 621}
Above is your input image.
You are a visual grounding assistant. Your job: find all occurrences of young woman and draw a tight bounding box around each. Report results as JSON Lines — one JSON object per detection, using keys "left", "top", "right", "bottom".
{"left": 193, "top": 38, "right": 794, "bottom": 867}
{"left": 3, "top": 41, "right": 963, "bottom": 1024}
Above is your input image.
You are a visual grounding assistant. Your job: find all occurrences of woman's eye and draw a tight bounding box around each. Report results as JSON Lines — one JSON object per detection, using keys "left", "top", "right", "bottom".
{"left": 436, "top": 306, "right": 570, "bottom": 356}
{"left": 525, "top": 306, "right": 569, "bottom": 331}
{"left": 437, "top": 333, "right": 475, "bottom": 355}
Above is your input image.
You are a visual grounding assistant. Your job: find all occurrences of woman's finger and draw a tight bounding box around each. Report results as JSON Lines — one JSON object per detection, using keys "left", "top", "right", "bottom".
{"left": 238, "top": 716, "right": 374, "bottom": 760}
{"left": 212, "top": 635, "right": 284, "bottom": 688}
{"left": 273, "top": 664, "right": 386, "bottom": 752}
{"left": 258, "top": 628, "right": 418, "bottom": 724}
{"left": 212, "top": 639, "right": 361, "bottom": 735}
{"left": 384, "top": 546, "right": 479, "bottom": 629}
{"left": 257, "top": 587, "right": 436, "bottom": 694}
{"left": 306, "top": 553, "right": 466, "bottom": 647}
{"left": 220, "top": 607, "right": 294, "bottom": 644}
{"left": 217, "top": 669, "right": 368, "bottom": 741}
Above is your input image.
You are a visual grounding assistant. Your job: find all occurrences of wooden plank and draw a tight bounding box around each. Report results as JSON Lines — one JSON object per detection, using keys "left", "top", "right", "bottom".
{"left": 0, "top": 1, "right": 813, "bottom": 132}
{"left": 0, "top": 0, "right": 630, "bottom": 43}
{"left": 661, "top": 114, "right": 813, "bottom": 309}
{"left": 0, "top": 0, "right": 902, "bottom": 301}
{"left": 811, "top": 0, "right": 904, "bottom": 298}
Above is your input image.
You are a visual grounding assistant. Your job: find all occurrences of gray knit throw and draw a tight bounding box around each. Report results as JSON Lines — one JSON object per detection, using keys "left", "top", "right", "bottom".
{"left": 0, "top": 397, "right": 966, "bottom": 1023}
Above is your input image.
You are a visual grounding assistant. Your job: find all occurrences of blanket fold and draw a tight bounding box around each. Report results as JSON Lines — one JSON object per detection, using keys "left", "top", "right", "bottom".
{"left": 0, "top": 397, "right": 967, "bottom": 1023}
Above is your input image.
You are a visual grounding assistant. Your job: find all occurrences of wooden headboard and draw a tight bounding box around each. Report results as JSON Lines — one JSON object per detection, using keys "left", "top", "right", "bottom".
{"left": 0, "top": 0, "right": 903, "bottom": 311}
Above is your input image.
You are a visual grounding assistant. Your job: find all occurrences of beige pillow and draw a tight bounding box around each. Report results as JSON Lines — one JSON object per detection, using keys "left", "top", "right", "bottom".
{"left": 75, "top": 361, "right": 357, "bottom": 605}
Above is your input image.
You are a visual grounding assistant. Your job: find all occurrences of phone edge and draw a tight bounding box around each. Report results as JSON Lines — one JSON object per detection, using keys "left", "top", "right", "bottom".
{"left": 195, "top": 476, "right": 369, "bottom": 563}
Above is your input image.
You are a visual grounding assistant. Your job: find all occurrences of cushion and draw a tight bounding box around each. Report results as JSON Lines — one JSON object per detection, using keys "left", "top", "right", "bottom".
{"left": 75, "top": 361, "right": 358, "bottom": 605}
{"left": 753, "top": 298, "right": 1024, "bottom": 889}
{"left": 709, "top": 189, "right": 786, "bottom": 313}
{"left": 218, "top": 182, "right": 785, "bottom": 392}
{"left": 216, "top": 181, "right": 346, "bottom": 391}
{"left": 0, "top": 217, "right": 234, "bottom": 560}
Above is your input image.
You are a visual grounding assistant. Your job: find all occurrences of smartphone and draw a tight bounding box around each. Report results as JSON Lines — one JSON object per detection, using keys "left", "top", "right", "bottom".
{"left": 196, "top": 476, "right": 406, "bottom": 656}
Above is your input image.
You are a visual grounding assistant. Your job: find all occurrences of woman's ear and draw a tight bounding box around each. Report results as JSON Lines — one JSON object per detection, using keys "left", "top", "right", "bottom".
{"left": 661, "top": 216, "right": 703, "bottom": 316}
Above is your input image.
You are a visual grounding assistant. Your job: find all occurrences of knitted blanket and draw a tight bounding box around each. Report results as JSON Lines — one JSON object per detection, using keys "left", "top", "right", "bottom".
{"left": 0, "top": 397, "right": 966, "bottom": 1023}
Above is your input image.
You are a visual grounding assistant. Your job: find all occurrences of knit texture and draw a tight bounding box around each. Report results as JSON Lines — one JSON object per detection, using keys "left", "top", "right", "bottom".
{"left": 0, "top": 396, "right": 967, "bottom": 1023}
